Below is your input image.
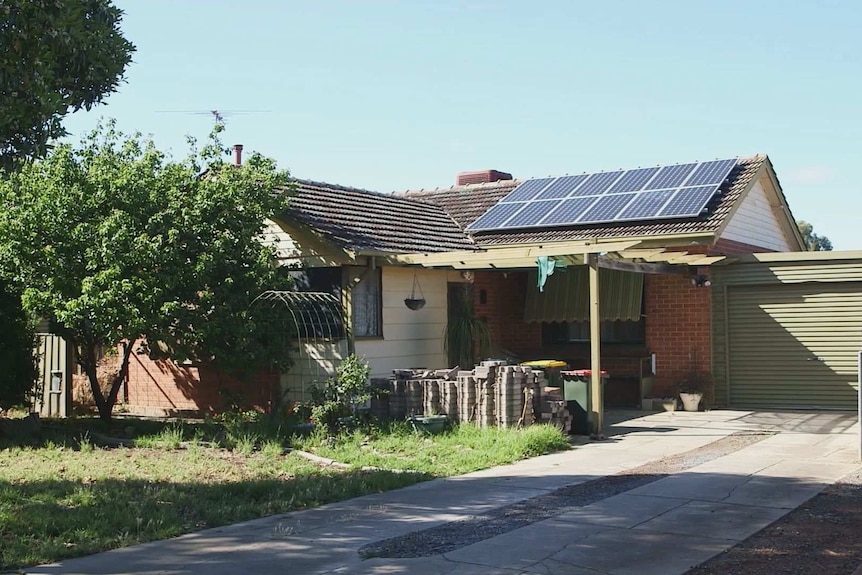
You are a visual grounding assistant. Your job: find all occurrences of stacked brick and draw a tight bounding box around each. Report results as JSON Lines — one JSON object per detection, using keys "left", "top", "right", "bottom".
{"left": 383, "top": 362, "right": 554, "bottom": 429}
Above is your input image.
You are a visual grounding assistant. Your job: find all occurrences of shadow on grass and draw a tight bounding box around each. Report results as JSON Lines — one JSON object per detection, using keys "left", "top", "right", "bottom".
{"left": 0, "top": 469, "right": 431, "bottom": 571}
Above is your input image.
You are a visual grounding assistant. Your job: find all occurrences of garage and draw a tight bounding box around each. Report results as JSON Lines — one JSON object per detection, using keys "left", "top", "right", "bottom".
{"left": 712, "top": 252, "right": 862, "bottom": 410}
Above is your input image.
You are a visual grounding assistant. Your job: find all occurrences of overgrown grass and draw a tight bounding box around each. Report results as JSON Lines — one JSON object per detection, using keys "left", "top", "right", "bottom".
{"left": 0, "top": 417, "right": 569, "bottom": 570}
{"left": 293, "top": 422, "right": 571, "bottom": 475}
{"left": 0, "top": 445, "right": 424, "bottom": 570}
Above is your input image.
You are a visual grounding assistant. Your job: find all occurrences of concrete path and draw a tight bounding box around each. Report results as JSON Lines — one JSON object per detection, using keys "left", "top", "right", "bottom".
{"left": 28, "top": 410, "right": 860, "bottom": 575}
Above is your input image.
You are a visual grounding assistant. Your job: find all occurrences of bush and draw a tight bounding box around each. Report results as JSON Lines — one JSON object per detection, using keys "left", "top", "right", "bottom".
{"left": 0, "top": 282, "right": 37, "bottom": 411}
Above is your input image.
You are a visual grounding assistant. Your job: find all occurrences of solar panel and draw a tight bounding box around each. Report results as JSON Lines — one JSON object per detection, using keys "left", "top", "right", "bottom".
{"left": 501, "top": 177, "right": 555, "bottom": 202}
{"left": 464, "top": 158, "right": 737, "bottom": 232}
{"left": 542, "top": 197, "right": 597, "bottom": 225}
{"left": 607, "top": 167, "right": 660, "bottom": 194}
{"left": 571, "top": 171, "right": 624, "bottom": 196}
{"left": 684, "top": 159, "right": 737, "bottom": 186}
{"left": 658, "top": 186, "right": 717, "bottom": 217}
{"left": 466, "top": 202, "right": 524, "bottom": 230}
{"left": 616, "top": 189, "right": 675, "bottom": 221}
{"left": 644, "top": 163, "right": 697, "bottom": 190}
{"left": 579, "top": 193, "right": 636, "bottom": 224}
{"left": 505, "top": 200, "right": 560, "bottom": 228}
{"left": 535, "top": 174, "right": 589, "bottom": 200}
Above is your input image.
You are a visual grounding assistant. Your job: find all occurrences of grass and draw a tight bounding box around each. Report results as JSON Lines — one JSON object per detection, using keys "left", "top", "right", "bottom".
{"left": 0, "top": 417, "right": 569, "bottom": 570}
{"left": 293, "top": 421, "right": 571, "bottom": 475}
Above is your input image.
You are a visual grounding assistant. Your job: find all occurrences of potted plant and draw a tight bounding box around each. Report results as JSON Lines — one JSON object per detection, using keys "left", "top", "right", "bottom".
{"left": 676, "top": 370, "right": 713, "bottom": 412}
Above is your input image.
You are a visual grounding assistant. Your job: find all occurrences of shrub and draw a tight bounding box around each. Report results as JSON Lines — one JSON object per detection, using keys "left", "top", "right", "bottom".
{"left": 0, "top": 282, "right": 38, "bottom": 411}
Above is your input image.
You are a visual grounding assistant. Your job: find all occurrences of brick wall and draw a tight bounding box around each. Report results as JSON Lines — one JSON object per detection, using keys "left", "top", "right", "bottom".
{"left": 473, "top": 271, "right": 541, "bottom": 355}
{"left": 643, "top": 274, "right": 711, "bottom": 396}
{"left": 125, "top": 343, "right": 278, "bottom": 416}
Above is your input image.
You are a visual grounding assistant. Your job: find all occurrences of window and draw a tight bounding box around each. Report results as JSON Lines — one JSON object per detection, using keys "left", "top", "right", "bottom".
{"left": 543, "top": 319, "right": 644, "bottom": 344}
{"left": 350, "top": 267, "right": 382, "bottom": 338}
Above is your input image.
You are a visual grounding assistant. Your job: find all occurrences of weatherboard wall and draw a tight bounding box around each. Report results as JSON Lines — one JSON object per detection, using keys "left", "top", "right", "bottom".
{"left": 355, "top": 267, "right": 460, "bottom": 378}
{"left": 719, "top": 180, "right": 793, "bottom": 252}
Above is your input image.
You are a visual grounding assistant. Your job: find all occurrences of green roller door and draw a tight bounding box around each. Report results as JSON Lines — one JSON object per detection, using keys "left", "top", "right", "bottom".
{"left": 727, "top": 283, "right": 862, "bottom": 409}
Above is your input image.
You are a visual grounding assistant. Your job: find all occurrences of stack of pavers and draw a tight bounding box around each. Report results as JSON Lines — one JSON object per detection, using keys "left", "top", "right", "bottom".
{"left": 538, "top": 377, "right": 572, "bottom": 432}
{"left": 384, "top": 363, "right": 552, "bottom": 428}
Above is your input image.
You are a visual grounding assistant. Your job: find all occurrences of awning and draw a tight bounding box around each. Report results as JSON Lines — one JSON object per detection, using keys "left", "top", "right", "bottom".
{"left": 524, "top": 266, "right": 643, "bottom": 323}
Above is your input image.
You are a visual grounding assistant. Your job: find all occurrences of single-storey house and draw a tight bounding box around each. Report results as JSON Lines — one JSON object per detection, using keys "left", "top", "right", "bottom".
{"left": 62, "top": 154, "right": 861, "bottom": 417}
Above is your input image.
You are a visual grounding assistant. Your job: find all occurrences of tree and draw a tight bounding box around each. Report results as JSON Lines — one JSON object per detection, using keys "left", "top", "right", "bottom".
{"left": 0, "top": 120, "right": 293, "bottom": 419}
{"left": 0, "top": 280, "right": 38, "bottom": 411}
{"left": 797, "top": 220, "right": 833, "bottom": 251}
{"left": 0, "top": 0, "right": 134, "bottom": 170}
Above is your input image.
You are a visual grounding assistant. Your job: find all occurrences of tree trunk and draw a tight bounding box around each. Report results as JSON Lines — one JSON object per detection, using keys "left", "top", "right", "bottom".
{"left": 78, "top": 338, "right": 136, "bottom": 421}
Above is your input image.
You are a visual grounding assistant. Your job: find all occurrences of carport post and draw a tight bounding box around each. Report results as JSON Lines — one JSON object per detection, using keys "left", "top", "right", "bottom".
{"left": 588, "top": 253, "right": 602, "bottom": 435}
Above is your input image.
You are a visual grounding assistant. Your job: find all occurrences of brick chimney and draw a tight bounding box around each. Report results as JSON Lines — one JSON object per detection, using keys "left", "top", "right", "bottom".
{"left": 233, "top": 144, "right": 243, "bottom": 166}
{"left": 456, "top": 169, "right": 513, "bottom": 186}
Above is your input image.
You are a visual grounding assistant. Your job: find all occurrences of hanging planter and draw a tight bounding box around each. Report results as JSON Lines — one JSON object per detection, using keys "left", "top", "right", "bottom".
{"left": 404, "top": 273, "right": 426, "bottom": 310}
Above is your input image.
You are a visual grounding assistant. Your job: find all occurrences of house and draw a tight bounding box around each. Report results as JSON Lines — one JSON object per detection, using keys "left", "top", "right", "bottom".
{"left": 113, "top": 154, "right": 862, "bottom": 417}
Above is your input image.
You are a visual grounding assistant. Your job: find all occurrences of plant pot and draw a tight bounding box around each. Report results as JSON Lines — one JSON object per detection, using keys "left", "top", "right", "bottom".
{"left": 660, "top": 398, "right": 677, "bottom": 413}
{"left": 679, "top": 392, "right": 703, "bottom": 412}
{"left": 408, "top": 414, "right": 448, "bottom": 434}
{"left": 404, "top": 297, "right": 426, "bottom": 310}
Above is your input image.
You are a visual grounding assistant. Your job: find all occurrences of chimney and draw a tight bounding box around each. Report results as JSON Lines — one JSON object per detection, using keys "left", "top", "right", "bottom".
{"left": 456, "top": 169, "right": 513, "bottom": 186}
{"left": 233, "top": 144, "right": 243, "bottom": 166}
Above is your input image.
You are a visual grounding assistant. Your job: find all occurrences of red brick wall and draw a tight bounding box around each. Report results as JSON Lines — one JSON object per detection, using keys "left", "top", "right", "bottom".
{"left": 643, "top": 274, "right": 711, "bottom": 396}
{"left": 473, "top": 271, "right": 541, "bottom": 355}
{"left": 125, "top": 342, "right": 278, "bottom": 416}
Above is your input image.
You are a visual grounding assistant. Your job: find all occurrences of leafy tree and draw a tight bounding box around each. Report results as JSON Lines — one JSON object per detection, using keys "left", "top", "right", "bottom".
{"left": 0, "top": 281, "right": 38, "bottom": 411}
{"left": 0, "top": 120, "right": 293, "bottom": 419}
{"left": 0, "top": 0, "right": 134, "bottom": 170}
{"left": 797, "top": 220, "right": 833, "bottom": 251}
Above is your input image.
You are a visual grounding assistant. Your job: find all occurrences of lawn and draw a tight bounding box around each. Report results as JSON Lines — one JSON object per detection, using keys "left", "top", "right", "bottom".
{"left": 0, "top": 417, "right": 569, "bottom": 570}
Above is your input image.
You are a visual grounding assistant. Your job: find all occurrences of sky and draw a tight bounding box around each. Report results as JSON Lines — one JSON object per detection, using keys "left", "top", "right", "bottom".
{"left": 63, "top": 0, "right": 862, "bottom": 248}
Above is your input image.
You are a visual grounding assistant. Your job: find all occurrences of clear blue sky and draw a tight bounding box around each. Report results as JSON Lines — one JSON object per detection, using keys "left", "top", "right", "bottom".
{"left": 64, "top": 0, "right": 861, "bottom": 248}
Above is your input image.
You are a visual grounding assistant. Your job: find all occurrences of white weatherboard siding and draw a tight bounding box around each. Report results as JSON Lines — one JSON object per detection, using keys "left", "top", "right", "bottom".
{"left": 720, "top": 180, "right": 793, "bottom": 251}
{"left": 281, "top": 340, "right": 348, "bottom": 403}
{"left": 262, "top": 219, "right": 348, "bottom": 267}
{"left": 356, "top": 267, "right": 457, "bottom": 378}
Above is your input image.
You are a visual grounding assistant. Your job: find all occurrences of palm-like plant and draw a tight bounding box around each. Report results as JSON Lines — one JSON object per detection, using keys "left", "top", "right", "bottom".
{"left": 444, "top": 286, "right": 492, "bottom": 369}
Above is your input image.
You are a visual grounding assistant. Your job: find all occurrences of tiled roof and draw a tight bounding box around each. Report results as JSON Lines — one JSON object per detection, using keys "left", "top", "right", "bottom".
{"left": 281, "top": 179, "right": 477, "bottom": 254}
{"left": 402, "top": 156, "right": 767, "bottom": 246}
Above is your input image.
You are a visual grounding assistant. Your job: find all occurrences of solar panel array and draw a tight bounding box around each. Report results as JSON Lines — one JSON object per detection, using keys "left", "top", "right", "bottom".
{"left": 466, "top": 158, "right": 738, "bottom": 232}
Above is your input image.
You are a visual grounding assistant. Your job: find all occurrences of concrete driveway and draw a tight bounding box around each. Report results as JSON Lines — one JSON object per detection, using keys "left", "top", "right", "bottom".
{"left": 28, "top": 410, "right": 860, "bottom": 575}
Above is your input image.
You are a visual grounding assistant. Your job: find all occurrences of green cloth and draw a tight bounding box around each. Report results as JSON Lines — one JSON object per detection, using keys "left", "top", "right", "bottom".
{"left": 536, "top": 256, "right": 565, "bottom": 292}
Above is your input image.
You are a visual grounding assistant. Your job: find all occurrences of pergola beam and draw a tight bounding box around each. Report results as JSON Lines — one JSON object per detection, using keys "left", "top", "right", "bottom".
{"left": 395, "top": 240, "right": 642, "bottom": 268}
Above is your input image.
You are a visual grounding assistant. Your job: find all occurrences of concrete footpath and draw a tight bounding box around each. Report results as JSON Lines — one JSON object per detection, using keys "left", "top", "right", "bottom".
{"left": 29, "top": 410, "right": 860, "bottom": 575}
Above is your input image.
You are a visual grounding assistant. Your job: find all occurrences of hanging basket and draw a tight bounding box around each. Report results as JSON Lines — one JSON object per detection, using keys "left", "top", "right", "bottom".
{"left": 404, "top": 297, "right": 426, "bottom": 310}
{"left": 404, "top": 273, "right": 426, "bottom": 311}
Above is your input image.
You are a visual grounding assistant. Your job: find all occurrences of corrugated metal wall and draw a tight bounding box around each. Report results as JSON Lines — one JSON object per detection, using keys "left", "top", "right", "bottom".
{"left": 712, "top": 256, "right": 862, "bottom": 409}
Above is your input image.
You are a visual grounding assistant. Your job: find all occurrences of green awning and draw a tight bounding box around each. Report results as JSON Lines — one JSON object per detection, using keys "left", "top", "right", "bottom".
{"left": 524, "top": 267, "right": 643, "bottom": 323}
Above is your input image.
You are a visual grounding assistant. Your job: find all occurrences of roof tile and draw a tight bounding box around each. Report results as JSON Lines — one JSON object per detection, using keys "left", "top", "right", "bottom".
{"left": 282, "top": 179, "right": 477, "bottom": 254}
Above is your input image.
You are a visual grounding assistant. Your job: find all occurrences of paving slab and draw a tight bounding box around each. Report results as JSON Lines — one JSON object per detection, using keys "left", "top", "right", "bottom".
{"left": 553, "top": 493, "right": 690, "bottom": 528}
{"left": 443, "top": 519, "right": 613, "bottom": 571}
{"left": 331, "top": 556, "right": 526, "bottom": 574}
{"left": 633, "top": 500, "right": 788, "bottom": 541}
{"left": 538, "top": 528, "right": 729, "bottom": 575}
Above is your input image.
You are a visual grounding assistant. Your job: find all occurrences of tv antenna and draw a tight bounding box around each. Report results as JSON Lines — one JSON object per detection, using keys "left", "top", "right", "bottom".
{"left": 155, "top": 109, "right": 271, "bottom": 125}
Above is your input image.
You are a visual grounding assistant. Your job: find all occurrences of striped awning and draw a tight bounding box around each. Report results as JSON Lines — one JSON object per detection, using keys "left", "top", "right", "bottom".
{"left": 524, "top": 266, "right": 643, "bottom": 323}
